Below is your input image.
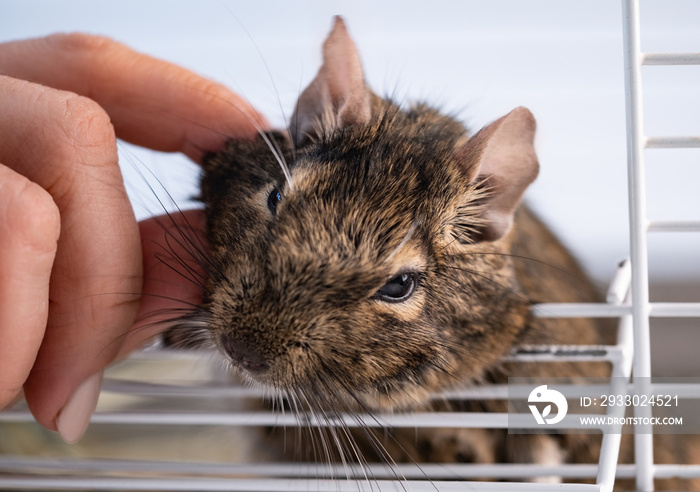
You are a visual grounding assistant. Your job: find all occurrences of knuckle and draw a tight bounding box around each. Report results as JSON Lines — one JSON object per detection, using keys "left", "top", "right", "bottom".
{"left": 56, "top": 93, "right": 116, "bottom": 155}
{"left": 15, "top": 87, "right": 120, "bottom": 205}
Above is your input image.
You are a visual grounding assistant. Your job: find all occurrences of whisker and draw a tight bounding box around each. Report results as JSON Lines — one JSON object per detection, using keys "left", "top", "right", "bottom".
{"left": 309, "top": 357, "right": 436, "bottom": 491}
{"left": 152, "top": 251, "right": 207, "bottom": 292}
{"left": 384, "top": 220, "right": 418, "bottom": 264}
{"left": 119, "top": 145, "right": 219, "bottom": 282}
{"left": 129, "top": 80, "right": 296, "bottom": 193}
{"left": 97, "top": 307, "right": 211, "bottom": 357}
{"left": 215, "top": 2, "right": 293, "bottom": 135}
{"left": 297, "top": 387, "right": 333, "bottom": 472}
{"left": 320, "top": 380, "right": 386, "bottom": 490}
{"left": 158, "top": 231, "right": 208, "bottom": 284}
{"left": 257, "top": 128, "right": 295, "bottom": 191}
{"left": 466, "top": 251, "right": 591, "bottom": 282}
{"left": 291, "top": 70, "right": 305, "bottom": 150}
{"left": 433, "top": 222, "right": 595, "bottom": 289}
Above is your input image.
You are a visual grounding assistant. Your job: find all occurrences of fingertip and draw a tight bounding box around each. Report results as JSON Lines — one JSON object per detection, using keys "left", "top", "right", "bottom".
{"left": 164, "top": 79, "right": 271, "bottom": 163}
{"left": 55, "top": 371, "right": 103, "bottom": 444}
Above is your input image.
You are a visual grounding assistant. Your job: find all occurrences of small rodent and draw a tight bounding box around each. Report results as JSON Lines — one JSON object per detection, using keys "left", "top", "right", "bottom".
{"left": 166, "top": 17, "right": 694, "bottom": 487}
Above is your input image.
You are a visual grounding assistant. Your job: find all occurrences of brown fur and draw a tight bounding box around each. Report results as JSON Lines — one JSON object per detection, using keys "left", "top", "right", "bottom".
{"left": 197, "top": 98, "right": 537, "bottom": 409}
{"left": 165, "top": 17, "right": 697, "bottom": 490}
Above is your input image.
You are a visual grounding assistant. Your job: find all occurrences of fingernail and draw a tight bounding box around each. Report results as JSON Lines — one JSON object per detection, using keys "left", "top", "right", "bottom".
{"left": 56, "top": 371, "right": 103, "bottom": 444}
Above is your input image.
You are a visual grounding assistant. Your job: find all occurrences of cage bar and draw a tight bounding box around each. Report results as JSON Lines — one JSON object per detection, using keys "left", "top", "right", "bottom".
{"left": 621, "top": 0, "right": 657, "bottom": 489}
{"left": 0, "top": 477, "right": 601, "bottom": 492}
{"left": 644, "top": 136, "right": 700, "bottom": 148}
{"left": 641, "top": 52, "right": 700, "bottom": 65}
{"left": 647, "top": 220, "right": 700, "bottom": 232}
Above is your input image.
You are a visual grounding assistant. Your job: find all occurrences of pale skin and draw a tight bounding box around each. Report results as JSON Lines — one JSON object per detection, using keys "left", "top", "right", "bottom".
{"left": 0, "top": 33, "right": 267, "bottom": 441}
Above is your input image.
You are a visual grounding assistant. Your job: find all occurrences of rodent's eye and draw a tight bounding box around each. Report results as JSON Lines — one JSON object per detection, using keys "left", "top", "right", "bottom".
{"left": 267, "top": 187, "right": 282, "bottom": 215}
{"left": 374, "top": 272, "right": 417, "bottom": 303}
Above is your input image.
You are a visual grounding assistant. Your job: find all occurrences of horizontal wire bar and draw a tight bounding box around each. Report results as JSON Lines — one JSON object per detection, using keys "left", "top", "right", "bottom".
{"left": 37, "top": 377, "right": 700, "bottom": 421}
{"left": 0, "top": 458, "right": 609, "bottom": 480}
{"left": 10, "top": 381, "right": 697, "bottom": 428}
{"left": 654, "top": 465, "right": 700, "bottom": 479}
{"left": 0, "top": 411, "right": 510, "bottom": 429}
{"left": 650, "top": 302, "right": 700, "bottom": 317}
{"left": 2, "top": 463, "right": 698, "bottom": 486}
{"left": 504, "top": 345, "right": 622, "bottom": 363}
{"left": 437, "top": 382, "right": 625, "bottom": 400}
{"left": 532, "top": 302, "right": 700, "bottom": 318}
{"left": 647, "top": 383, "right": 700, "bottom": 398}
{"left": 532, "top": 303, "right": 631, "bottom": 317}
{"left": 100, "top": 363, "right": 639, "bottom": 400}
{"left": 647, "top": 220, "right": 700, "bottom": 232}
{"left": 645, "top": 136, "right": 700, "bottom": 148}
{"left": 642, "top": 52, "right": 700, "bottom": 65}
{"left": 0, "top": 477, "right": 600, "bottom": 492}
{"left": 0, "top": 411, "right": 612, "bottom": 431}
{"left": 101, "top": 379, "right": 263, "bottom": 398}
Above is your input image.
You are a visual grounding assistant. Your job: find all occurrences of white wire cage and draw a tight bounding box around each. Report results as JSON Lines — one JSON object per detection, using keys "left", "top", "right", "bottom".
{"left": 1, "top": 0, "right": 700, "bottom": 490}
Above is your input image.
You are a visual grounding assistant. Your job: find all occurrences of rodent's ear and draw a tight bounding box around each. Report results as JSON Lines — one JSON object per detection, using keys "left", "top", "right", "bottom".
{"left": 456, "top": 107, "right": 539, "bottom": 242}
{"left": 289, "top": 16, "right": 371, "bottom": 145}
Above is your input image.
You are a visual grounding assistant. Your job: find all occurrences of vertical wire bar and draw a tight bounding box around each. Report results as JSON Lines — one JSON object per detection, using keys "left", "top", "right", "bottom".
{"left": 596, "top": 312, "right": 634, "bottom": 492}
{"left": 621, "top": 0, "right": 655, "bottom": 490}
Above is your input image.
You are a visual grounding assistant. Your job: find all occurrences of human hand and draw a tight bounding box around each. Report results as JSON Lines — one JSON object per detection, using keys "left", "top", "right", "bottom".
{"left": 0, "top": 33, "right": 267, "bottom": 442}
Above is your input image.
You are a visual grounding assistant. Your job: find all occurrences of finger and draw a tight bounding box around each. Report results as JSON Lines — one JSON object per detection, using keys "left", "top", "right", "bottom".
{"left": 116, "top": 210, "right": 207, "bottom": 359}
{"left": 0, "top": 164, "right": 60, "bottom": 410}
{"left": 0, "top": 33, "right": 269, "bottom": 163}
{"left": 0, "top": 76, "right": 141, "bottom": 431}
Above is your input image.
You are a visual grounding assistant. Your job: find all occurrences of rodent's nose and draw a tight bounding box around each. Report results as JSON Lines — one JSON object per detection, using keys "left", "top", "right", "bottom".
{"left": 220, "top": 336, "right": 269, "bottom": 373}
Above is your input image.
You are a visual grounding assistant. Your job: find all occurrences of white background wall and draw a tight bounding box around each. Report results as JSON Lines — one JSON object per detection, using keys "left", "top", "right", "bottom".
{"left": 2, "top": 0, "right": 699, "bottom": 289}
